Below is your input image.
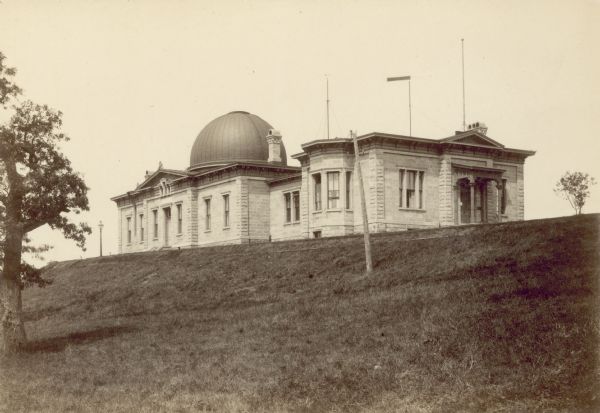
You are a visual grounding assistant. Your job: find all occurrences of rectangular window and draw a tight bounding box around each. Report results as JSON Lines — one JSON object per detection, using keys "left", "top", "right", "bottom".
{"left": 153, "top": 209, "right": 158, "bottom": 238}
{"left": 418, "top": 171, "right": 424, "bottom": 209}
{"left": 501, "top": 179, "right": 507, "bottom": 214}
{"left": 139, "top": 214, "right": 144, "bottom": 241}
{"left": 223, "top": 194, "right": 230, "bottom": 227}
{"left": 293, "top": 191, "right": 300, "bottom": 222}
{"left": 345, "top": 171, "right": 352, "bottom": 209}
{"left": 205, "top": 198, "right": 211, "bottom": 230}
{"left": 126, "top": 217, "right": 132, "bottom": 244}
{"left": 313, "top": 174, "right": 322, "bottom": 211}
{"left": 400, "top": 169, "right": 425, "bottom": 210}
{"left": 399, "top": 169, "right": 404, "bottom": 208}
{"left": 406, "top": 170, "right": 416, "bottom": 208}
{"left": 177, "top": 204, "right": 183, "bottom": 234}
{"left": 327, "top": 171, "right": 340, "bottom": 209}
{"left": 284, "top": 192, "right": 292, "bottom": 223}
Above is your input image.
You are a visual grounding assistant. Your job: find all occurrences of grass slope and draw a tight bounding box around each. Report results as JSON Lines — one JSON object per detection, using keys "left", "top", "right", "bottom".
{"left": 1, "top": 214, "right": 599, "bottom": 412}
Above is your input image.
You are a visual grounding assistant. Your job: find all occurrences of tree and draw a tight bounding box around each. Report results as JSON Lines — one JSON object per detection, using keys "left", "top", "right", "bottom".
{"left": 554, "top": 171, "right": 597, "bottom": 215}
{"left": 0, "top": 52, "right": 91, "bottom": 353}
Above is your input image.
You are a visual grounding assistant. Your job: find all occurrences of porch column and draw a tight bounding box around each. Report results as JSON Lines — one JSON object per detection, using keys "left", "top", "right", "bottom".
{"left": 469, "top": 181, "right": 475, "bottom": 224}
{"left": 496, "top": 181, "right": 502, "bottom": 223}
{"left": 455, "top": 184, "right": 461, "bottom": 225}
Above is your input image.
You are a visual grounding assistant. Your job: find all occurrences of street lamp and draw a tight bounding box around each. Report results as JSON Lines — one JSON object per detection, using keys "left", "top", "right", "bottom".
{"left": 98, "top": 220, "right": 104, "bottom": 257}
{"left": 386, "top": 75, "right": 412, "bottom": 136}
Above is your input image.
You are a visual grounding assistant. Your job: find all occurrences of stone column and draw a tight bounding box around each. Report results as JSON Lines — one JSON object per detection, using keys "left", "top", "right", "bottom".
{"left": 438, "top": 155, "right": 454, "bottom": 226}
{"left": 300, "top": 165, "right": 310, "bottom": 238}
{"left": 456, "top": 183, "right": 461, "bottom": 225}
{"left": 469, "top": 181, "right": 475, "bottom": 224}
{"left": 495, "top": 181, "right": 502, "bottom": 223}
{"left": 238, "top": 177, "right": 249, "bottom": 243}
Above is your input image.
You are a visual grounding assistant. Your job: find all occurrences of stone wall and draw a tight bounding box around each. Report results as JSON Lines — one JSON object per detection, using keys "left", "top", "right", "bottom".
{"left": 248, "top": 178, "right": 271, "bottom": 242}
{"left": 269, "top": 180, "right": 303, "bottom": 241}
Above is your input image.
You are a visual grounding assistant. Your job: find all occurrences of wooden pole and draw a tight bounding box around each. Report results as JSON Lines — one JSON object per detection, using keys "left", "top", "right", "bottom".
{"left": 352, "top": 131, "right": 373, "bottom": 273}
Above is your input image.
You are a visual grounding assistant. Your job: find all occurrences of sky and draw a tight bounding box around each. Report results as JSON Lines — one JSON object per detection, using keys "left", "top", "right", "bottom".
{"left": 1, "top": 0, "right": 599, "bottom": 263}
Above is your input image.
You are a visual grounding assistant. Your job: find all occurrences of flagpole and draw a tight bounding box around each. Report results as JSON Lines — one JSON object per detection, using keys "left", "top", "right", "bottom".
{"left": 461, "top": 38, "right": 466, "bottom": 131}
{"left": 387, "top": 75, "right": 412, "bottom": 136}
{"left": 408, "top": 78, "right": 412, "bottom": 136}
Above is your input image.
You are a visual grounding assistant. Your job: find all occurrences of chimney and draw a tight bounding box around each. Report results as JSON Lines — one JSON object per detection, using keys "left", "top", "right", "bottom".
{"left": 467, "top": 121, "right": 488, "bottom": 135}
{"left": 266, "top": 129, "right": 283, "bottom": 163}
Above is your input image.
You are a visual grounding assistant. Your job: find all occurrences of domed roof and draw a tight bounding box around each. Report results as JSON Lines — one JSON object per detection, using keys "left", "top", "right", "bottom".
{"left": 189, "top": 111, "right": 287, "bottom": 169}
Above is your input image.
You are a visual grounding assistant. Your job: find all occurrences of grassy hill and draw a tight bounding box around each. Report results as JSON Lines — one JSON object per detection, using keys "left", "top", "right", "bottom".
{"left": 0, "top": 214, "right": 598, "bottom": 412}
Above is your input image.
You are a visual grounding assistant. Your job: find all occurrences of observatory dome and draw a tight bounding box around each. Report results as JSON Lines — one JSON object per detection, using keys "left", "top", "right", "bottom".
{"left": 189, "top": 111, "right": 287, "bottom": 169}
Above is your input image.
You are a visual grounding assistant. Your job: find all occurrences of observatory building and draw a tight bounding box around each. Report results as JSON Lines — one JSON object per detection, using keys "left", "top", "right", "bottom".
{"left": 111, "top": 111, "right": 535, "bottom": 253}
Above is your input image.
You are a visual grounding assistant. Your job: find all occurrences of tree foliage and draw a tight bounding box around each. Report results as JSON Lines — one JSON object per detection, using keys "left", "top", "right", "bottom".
{"left": 554, "top": 171, "right": 596, "bottom": 215}
{"left": 0, "top": 51, "right": 91, "bottom": 352}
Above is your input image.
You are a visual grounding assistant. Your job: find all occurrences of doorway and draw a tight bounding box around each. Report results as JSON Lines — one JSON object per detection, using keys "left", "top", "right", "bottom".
{"left": 459, "top": 181, "right": 471, "bottom": 224}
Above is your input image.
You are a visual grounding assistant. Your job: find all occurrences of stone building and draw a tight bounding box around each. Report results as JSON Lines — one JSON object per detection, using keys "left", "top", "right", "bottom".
{"left": 111, "top": 111, "right": 534, "bottom": 253}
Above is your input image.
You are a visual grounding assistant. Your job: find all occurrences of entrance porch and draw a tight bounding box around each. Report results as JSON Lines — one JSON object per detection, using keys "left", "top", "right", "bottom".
{"left": 452, "top": 163, "right": 505, "bottom": 225}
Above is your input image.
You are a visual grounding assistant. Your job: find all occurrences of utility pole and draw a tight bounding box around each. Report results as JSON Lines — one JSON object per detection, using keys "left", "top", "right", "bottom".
{"left": 98, "top": 220, "right": 104, "bottom": 257}
{"left": 352, "top": 130, "right": 373, "bottom": 273}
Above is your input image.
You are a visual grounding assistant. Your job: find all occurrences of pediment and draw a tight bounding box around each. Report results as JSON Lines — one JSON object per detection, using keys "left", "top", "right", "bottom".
{"left": 137, "top": 169, "right": 188, "bottom": 190}
{"left": 441, "top": 132, "right": 504, "bottom": 148}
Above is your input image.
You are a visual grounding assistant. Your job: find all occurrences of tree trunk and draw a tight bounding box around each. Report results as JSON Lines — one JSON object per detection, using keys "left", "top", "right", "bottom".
{"left": 0, "top": 274, "right": 26, "bottom": 353}
{"left": 1, "top": 158, "right": 27, "bottom": 354}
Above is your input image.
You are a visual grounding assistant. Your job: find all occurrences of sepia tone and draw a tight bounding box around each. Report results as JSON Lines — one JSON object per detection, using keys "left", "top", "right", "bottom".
{"left": 0, "top": 1, "right": 599, "bottom": 412}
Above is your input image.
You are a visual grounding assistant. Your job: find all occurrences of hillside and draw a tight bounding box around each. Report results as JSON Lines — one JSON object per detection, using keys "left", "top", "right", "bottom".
{"left": 1, "top": 214, "right": 599, "bottom": 412}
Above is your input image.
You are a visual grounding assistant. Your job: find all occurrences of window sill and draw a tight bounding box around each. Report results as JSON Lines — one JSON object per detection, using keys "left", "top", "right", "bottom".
{"left": 152, "top": 238, "right": 158, "bottom": 241}
{"left": 176, "top": 233, "right": 183, "bottom": 237}
{"left": 204, "top": 230, "right": 211, "bottom": 233}
{"left": 326, "top": 209, "right": 342, "bottom": 213}
{"left": 223, "top": 227, "right": 230, "bottom": 231}
{"left": 284, "top": 221, "right": 300, "bottom": 226}
{"left": 398, "top": 207, "right": 426, "bottom": 213}
{"left": 312, "top": 210, "right": 323, "bottom": 214}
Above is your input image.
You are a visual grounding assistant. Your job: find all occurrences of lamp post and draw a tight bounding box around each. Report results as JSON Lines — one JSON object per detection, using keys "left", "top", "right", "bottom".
{"left": 386, "top": 75, "right": 412, "bottom": 136}
{"left": 98, "top": 220, "right": 104, "bottom": 257}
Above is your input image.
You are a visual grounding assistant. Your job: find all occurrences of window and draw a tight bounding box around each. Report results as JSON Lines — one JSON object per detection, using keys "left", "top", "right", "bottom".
{"left": 313, "top": 230, "right": 322, "bottom": 239}
{"left": 223, "top": 194, "right": 230, "bottom": 228}
{"left": 177, "top": 204, "right": 183, "bottom": 234}
{"left": 399, "top": 169, "right": 425, "bottom": 209}
{"left": 327, "top": 171, "right": 340, "bottom": 209}
{"left": 284, "top": 192, "right": 292, "bottom": 223}
{"left": 399, "top": 169, "right": 404, "bottom": 207}
{"left": 501, "top": 179, "right": 507, "bottom": 214}
{"left": 153, "top": 210, "right": 158, "bottom": 238}
{"left": 293, "top": 191, "right": 300, "bottom": 221}
{"left": 139, "top": 214, "right": 144, "bottom": 241}
{"left": 126, "top": 217, "right": 132, "bottom": 244}
{"left": 205, "top": 198, "right": 211, "bottom": 230}
{"left": 345, "top": 171, "right": 352, "bottom": 209}
{"left": 406, "top": 170, "right": 416, "bottom": 208}
{"left": 284, "top": 191, "right": 300, "bottom": 223}
{"left": 419, "top": 171, "right": 424, "bottom": 209}
{"left": 313, "top": 174, "right": 322, "bottom": 210}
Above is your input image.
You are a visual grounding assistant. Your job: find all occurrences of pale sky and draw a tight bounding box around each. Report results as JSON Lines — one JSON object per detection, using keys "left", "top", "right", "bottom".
{"left": 1, "top": 0, "right": 599, "bottom": 263}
